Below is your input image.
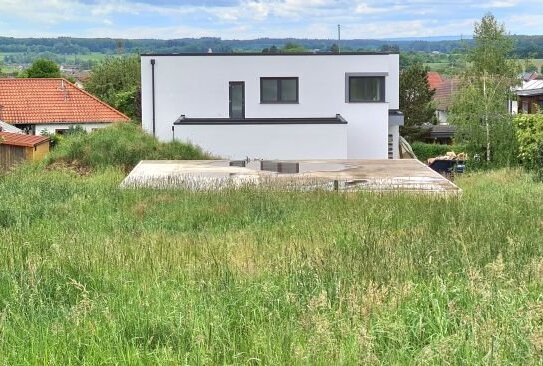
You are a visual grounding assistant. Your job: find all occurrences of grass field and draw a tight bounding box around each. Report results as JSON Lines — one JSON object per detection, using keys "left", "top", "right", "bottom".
{"left": 425, "top": 59, "right": 543, "bottom": 75}
{"left": 1, "top": 165, "right": 543, "bottom": 364}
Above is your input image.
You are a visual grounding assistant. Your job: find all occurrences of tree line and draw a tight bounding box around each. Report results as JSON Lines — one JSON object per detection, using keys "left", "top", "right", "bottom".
{"left": 1, "top": 35, "right": 543, "bottom": 57}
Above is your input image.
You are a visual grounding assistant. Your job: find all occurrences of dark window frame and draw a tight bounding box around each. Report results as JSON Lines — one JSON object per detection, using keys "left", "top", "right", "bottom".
{"left": 260, "top": 77, "right": 299, "bottom": 104}
{"left": 345, "top": 73, "right": 387, "bottom": 103}
{"left": 229, "top": 81, "right": 245, "bottom": 119}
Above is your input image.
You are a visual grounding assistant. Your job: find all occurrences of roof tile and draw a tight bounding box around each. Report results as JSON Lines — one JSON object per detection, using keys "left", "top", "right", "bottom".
{"left": 0, "top": 78, "right": 130, "bottom": 125}
{"left": 434, "top": 78, "right": 460, "bottom": 111}
{"left": 427, "top": 71, "right": 444, "bottom": 91}
{"left": 0, "top": 131, "right": 49, "bottom": 147}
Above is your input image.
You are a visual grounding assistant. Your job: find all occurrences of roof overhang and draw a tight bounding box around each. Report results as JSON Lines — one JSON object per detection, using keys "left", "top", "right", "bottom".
{"left": 174, "top": 115, "right": 348, "bottom": 125}
{"left": 516, "top": 89, "right": 543, "bottom": 97}
{"left": 388, "top": 110, "right": 404, "bottom": 127}
{"left": 142, "top": 52, "right": 398, "bottom": 57}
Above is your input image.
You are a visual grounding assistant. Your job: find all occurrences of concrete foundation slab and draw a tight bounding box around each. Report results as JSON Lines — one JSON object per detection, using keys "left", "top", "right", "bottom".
{"left": 120, "top": 159, "right": 461, "bottom": 195}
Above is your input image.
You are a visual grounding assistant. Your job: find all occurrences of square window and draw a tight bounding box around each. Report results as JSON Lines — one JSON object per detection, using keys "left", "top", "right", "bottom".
{"left": 347, "top": 76, "right": 385, "bottom": 103}
{"left": 260, "top": 77, "right": 298, "bottom": 103}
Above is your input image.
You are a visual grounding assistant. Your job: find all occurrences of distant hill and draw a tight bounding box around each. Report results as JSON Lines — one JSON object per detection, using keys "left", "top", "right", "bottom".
{"left": 0, "top": 35, "right": 541, "bottom": 57}
{"left": 380, "top": 35, "right": 471, "bottom": 42}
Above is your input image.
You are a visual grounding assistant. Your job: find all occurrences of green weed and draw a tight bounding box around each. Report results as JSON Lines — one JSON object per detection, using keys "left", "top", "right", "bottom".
{"left": 0, "top": 166, "right": 542, "bottom": 364}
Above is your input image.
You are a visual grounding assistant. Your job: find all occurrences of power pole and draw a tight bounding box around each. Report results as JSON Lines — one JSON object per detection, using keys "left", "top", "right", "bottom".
{"left": 338, "top": 24, "right": 341, "bottom": 54}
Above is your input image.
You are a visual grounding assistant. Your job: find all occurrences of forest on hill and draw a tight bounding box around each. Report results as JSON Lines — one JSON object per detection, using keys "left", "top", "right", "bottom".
{"left": 0, "top": 35, "right": 542, "bottom": 57}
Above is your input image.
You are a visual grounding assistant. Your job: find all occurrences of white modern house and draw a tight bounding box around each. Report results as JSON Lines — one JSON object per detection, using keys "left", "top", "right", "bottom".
{"left": 141, "top": 52, "right": 403, "bottom": 160}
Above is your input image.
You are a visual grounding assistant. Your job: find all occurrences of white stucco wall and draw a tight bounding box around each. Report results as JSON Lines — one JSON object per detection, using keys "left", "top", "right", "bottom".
{"left": 35, "top": 123, "right": 112, "bottom": 135}
{"left": 141, "top": 53, "right": 399, "bottom": 159}
{"left": 436, "top": 110, "right": 448, "bottom": 124}
{"left": 175, "top": 123, "right": 348, "bottom": 160}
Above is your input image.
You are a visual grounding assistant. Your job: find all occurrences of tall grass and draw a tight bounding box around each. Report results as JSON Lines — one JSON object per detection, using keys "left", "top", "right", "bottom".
{"left": 1, "top": 166, "right": 543, "bottom": 364}
{"left": 45, "top": 123, "right": 211, "bottom": 171}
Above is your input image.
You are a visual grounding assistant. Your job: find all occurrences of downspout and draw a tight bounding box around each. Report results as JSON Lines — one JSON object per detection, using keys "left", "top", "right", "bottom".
{"left": 150, "top": 59, "right": 156, "bottom": 137}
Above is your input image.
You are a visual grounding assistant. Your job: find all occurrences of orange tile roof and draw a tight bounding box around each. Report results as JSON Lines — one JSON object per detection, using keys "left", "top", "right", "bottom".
{"left": 427, "top": 71, "right": 444, "bottom": 91}
{"left": 0, "top": 131, "right": 49, "bottom": 147}
{"left": 434, "top": 78, "right": 460, "bottom": 111}
{"left": 0, "top": 78, "right": 130, "bottom": 125}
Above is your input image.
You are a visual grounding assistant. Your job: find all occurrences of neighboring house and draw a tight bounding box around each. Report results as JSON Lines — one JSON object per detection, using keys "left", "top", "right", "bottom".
{"left": 427, "top": 71, "right": 444, "bottom": 92}
{"left": 422, "top": 124, "right": 456, "bottom": 145}
{"left": 0, "top": 78, "right": 130, "bottom": 135}
{"left": 141, "top": 52, "right": 403, "bottom": 160}
{"left": 520, "top": 71, "right": 539, "bottom": 82}
{"left": 434, "top": 78, "right": 460, "bottom": 124}
{"left": 0, "top": 131, "right": 49, "bottom": 169}
{"left": 515, "top": 79, "right": 543, "bottom": 114}
{"left": 0, "top": 120, "right": 24, "bottom": 134}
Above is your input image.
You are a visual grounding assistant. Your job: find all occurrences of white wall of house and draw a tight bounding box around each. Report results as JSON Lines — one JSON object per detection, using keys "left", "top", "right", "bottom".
{"left": 0, "top": 120, "right": 23, "bottom": 134}
{"left": 175, "top": 123, "right": 348, "bottom": 160}
{"left": 35, "top": 123, "right": 112, "bottom": 135}
{"left": 436, "top": 110, "right": 448, "bottom": 124}
{"left": 141, "top": 53, "right": 399, "bottom": 159}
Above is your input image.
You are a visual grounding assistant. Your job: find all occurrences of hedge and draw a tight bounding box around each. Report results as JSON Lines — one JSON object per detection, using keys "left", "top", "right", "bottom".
{"left": 513, "top": 114, "right": 543, "bottom": 170}
{"left": 411, "top": 142, "right": 468, "bottom": 163}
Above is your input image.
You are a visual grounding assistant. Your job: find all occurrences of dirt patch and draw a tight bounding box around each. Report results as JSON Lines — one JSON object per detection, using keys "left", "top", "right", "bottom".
{"left": 46, "top": 160, "right": 93, "bottom": 176}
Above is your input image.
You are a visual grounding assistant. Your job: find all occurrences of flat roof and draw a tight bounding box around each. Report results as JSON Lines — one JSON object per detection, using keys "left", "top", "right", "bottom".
{"left": 141, "top": 51, "right": 398, "bottom": 57}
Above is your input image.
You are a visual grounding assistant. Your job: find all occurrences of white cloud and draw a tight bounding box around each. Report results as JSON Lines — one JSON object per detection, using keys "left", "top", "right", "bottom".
{"left": 477, "top": 0, "right": 519, "bottom": 8}
{"left": 354, "top": 3, "right": 389, "bottom": 14}
{"left": 0, "top": 0, "right": 541, "bottom": 39}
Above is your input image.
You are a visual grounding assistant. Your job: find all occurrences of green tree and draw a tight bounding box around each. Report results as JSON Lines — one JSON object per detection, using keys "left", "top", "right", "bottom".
{"left": 399, "top": 63, "right": 436, "bottom": 141}
{"left": 524, "top": 62, "right": 538, "bottom": 73}
{"left": 450, "top": 13, "right": 519, "bottom": 165}
{"left": 329, "top": 43, "right": 339, "bottom": 54}
{"left": 85, "top": 56, "right": 140, "bottom": 121}
{"left": 23, "top": 58, "right": 61, "bottom": 78}
{"left": 282, "top": 43, "right": 306, "bottom": 53}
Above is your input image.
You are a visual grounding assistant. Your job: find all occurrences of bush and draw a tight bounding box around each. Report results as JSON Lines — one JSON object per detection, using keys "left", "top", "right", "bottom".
{"left": 411, "top": 142, "right": 467, "bottom": 163}
{"left": 534, "top": 140, "right": 543, "bottom": 181}
{"left": 45, "top": 123, "right": 211, "bottom": 170}
{"left": 41, "top": 125, "right": 87, "bottom": 148}
{"left": 513, "top": 114, "right": 543, "bottom": 170}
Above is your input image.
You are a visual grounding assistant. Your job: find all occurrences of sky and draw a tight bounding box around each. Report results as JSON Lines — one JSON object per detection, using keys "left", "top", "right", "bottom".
{"left": 0, "top": 0, "right": 541, "bottom": 40}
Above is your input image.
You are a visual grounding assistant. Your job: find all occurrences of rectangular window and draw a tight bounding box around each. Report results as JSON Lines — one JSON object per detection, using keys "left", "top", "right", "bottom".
{"left": 347, "top": 75, "right": 385, "bottom": 103}
{"left": 260, "top": 77, "right": 299, "bottom": 103}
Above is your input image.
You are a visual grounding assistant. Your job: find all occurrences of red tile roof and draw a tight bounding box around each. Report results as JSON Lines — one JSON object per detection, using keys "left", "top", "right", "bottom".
{"left": 434, "top": 78, "right": 460, "bottom": 111}
{"left": 0, "top": 78, "right": 130, "bottom": 125}
{"left": 0, "top": 131, "right": 49, "bottom": 147}
{"left": 427, "top": 71, "right": 444, "bottom": 91}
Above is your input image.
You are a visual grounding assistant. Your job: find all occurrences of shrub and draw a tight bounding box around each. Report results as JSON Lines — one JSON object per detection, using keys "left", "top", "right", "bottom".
{"left": 45, "top": 123, "right": 211, "bottom": 170}
{"left": 41, "top": 125, "right": 87, "bottom": 148}
{"left": 513, "top": 114, "right": 543, "bottom": 170}
{"left": 534, "top": 140, "right": 543, "bottom": 181}
{"left": 411, "top": 142, "right": 467, "bottom": 163}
